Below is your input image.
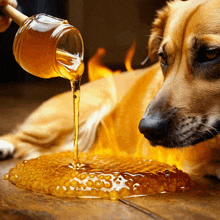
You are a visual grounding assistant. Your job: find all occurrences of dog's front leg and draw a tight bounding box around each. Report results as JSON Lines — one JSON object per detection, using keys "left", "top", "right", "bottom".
{"left": 0, "top": 91, "right": 75, "bottom": 159}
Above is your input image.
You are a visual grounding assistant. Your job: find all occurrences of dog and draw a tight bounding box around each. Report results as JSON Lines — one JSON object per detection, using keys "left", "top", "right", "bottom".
{"left": 1, "top": 0, "right": 220, "bottom": 179}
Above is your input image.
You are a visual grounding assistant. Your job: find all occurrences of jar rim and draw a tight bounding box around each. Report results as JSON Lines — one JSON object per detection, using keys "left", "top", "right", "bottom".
{"left": 34, "top": 13, "right": 66, "bottom": 25}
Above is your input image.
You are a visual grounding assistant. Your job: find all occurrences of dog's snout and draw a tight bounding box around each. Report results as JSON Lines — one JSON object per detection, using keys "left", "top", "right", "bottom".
{"left": 139, "top": 113, "right": 169, "bottom": 144}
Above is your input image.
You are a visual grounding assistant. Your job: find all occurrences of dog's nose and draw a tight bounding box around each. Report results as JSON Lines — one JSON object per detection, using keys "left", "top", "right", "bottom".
{"left": 139, "top": 113, "right": 169, "bottom": 143}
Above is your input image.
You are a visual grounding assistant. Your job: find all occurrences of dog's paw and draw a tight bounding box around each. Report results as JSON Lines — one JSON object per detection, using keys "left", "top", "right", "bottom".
{"left": 0, "top": 140, "right": 15, "bottom": 159}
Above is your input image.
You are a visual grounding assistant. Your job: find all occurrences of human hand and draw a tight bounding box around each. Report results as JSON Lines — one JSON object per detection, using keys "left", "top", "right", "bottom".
{"left": 0, "top": 0, "right": 17, "bottom": 32}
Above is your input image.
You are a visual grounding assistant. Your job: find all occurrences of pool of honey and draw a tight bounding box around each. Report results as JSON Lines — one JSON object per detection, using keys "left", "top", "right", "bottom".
{"left": 6, "top": 152, "right": 192, "bottom": 200}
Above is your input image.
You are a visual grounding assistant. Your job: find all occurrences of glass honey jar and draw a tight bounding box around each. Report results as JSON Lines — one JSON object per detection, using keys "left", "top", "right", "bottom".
{"left": 13, "top": 13, "right": 84, "bottom": 81}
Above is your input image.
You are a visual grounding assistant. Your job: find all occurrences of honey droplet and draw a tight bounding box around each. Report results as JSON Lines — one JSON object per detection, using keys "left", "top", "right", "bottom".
{"left": 4, "top": 174, "right": 9, "bottom": 180}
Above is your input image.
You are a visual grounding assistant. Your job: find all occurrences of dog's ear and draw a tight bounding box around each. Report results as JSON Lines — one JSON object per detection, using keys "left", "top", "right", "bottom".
{"left": 148, "top": 3, "right": 172, "bottom": 61}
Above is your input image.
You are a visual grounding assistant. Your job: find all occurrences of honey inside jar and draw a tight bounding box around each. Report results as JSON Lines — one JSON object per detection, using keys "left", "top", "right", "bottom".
{"left": 13, "top": 14, "right": 84, "bottom": 80}
{"left": 7, "top": 152, "right": 193, "bottom": 200}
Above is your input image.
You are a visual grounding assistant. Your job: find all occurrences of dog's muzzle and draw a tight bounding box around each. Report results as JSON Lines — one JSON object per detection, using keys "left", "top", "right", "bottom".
{"left": 139, "top": 112, "right": 170, "bottom": 146}
{"left": 139, "top": 106, "right": 220, "bottom": 148}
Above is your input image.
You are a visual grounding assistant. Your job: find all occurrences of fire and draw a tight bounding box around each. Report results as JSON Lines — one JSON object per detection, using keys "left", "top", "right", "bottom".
{"left": 88, "top": 48, "right": 121, "bottom": 82}
{"left": 124, "top": 40, "right": 136, "bottom": 72}
{"left": 88, "top": 40, "right": 136, "bottom": 82}
{"left": 87, "top": 45, "right": 137, "bottom": 158}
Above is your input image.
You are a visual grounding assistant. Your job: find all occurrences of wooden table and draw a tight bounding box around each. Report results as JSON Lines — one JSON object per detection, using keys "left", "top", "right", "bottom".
{"left": 0, "top": 80, "right": 220, "bottom": 220}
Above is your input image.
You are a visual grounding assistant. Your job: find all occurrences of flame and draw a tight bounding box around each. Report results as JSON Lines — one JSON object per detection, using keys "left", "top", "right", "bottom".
{"left": 124, "top": 40, "right": 136, "bottom": 71}
{"left": 88, "top": 48, "right": 121, "bottom": 82}
{"left": 87, "top": 45, "right": 137, "bottom": 157}
{"left": 88, "top": 41, "right": 136, "bottom": 82}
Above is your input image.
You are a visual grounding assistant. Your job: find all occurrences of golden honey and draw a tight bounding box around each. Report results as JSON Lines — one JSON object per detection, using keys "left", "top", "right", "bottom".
{"left": 70, "top": 79, "right": 80, "bottom": 165}
{"left": 7, "top": 152, "right": 193, "bottom": 200}
{"left": 13, "top": 14, "right": 84, "bottom": 81}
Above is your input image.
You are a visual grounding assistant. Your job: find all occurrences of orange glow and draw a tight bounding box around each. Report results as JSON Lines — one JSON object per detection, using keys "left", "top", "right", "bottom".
{"left": 88, "top": 48, "right": 121, "bottom": 82}
{"left": 124, "top": 40, "right": 136, "bottom": 71}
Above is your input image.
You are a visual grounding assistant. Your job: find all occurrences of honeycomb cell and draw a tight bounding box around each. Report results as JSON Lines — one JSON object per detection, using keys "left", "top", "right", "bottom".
{"left": 6, "top": 151, "right": 193, "bottom": 200}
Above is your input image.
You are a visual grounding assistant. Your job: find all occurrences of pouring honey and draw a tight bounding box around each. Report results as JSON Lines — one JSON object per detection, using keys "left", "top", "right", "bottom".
{"left": 3, "top": 5, "right": 84, "bottom": 166}
{"left": 2, "top": 5, "right": 193, "bottom": 200}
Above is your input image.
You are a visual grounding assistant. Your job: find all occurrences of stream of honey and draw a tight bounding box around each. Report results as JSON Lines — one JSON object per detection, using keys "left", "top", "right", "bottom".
{"left": 70, "top": 79, "right": 80, "bottom": 165}
{"left": 56, "top": 49, "right": 84, "bottom": 166}
{"left": 5, "top": 14, "right": 194, "bottom": 200}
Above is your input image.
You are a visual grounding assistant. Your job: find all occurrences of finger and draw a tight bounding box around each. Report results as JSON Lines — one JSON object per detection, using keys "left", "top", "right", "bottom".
{"left": 0, "top": 16, "right": 11, "bottom": 32}
{"left": 0, "top": 0, "right": 17, "bottom": 8}
{"left": 8, "top": 0, "right": 17, "bottom": 8}
{"left": 0, "top": 0, "right": 17, "bottom": 32}
{"left": 0, "top": 0, "right": 9, "bottom": 6}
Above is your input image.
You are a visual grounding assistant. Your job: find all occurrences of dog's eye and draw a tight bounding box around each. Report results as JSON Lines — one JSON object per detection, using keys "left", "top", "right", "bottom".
{"left": 205, "top": 49, "right": 219, "bottom": 61}
{"left": 198, "top": 48, "right": 220, "bottom": 63}
{"left": 158, "top": 52, "right": 167, "bottom": 67}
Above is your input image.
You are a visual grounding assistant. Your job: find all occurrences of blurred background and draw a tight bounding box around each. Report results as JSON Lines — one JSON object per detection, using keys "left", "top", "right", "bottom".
{"left": 0, "top": 0, "right": 166, "bottom": 84}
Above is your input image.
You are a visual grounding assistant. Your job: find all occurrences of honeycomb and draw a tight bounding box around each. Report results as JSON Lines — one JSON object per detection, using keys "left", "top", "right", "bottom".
{"left": 6, "top": 151, "right": 193, "bottom": 200}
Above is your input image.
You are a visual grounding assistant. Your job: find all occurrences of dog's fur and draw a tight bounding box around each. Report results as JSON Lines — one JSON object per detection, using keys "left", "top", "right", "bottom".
{"left": 1, "top": 0, "right": 220, "bottom": 179}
